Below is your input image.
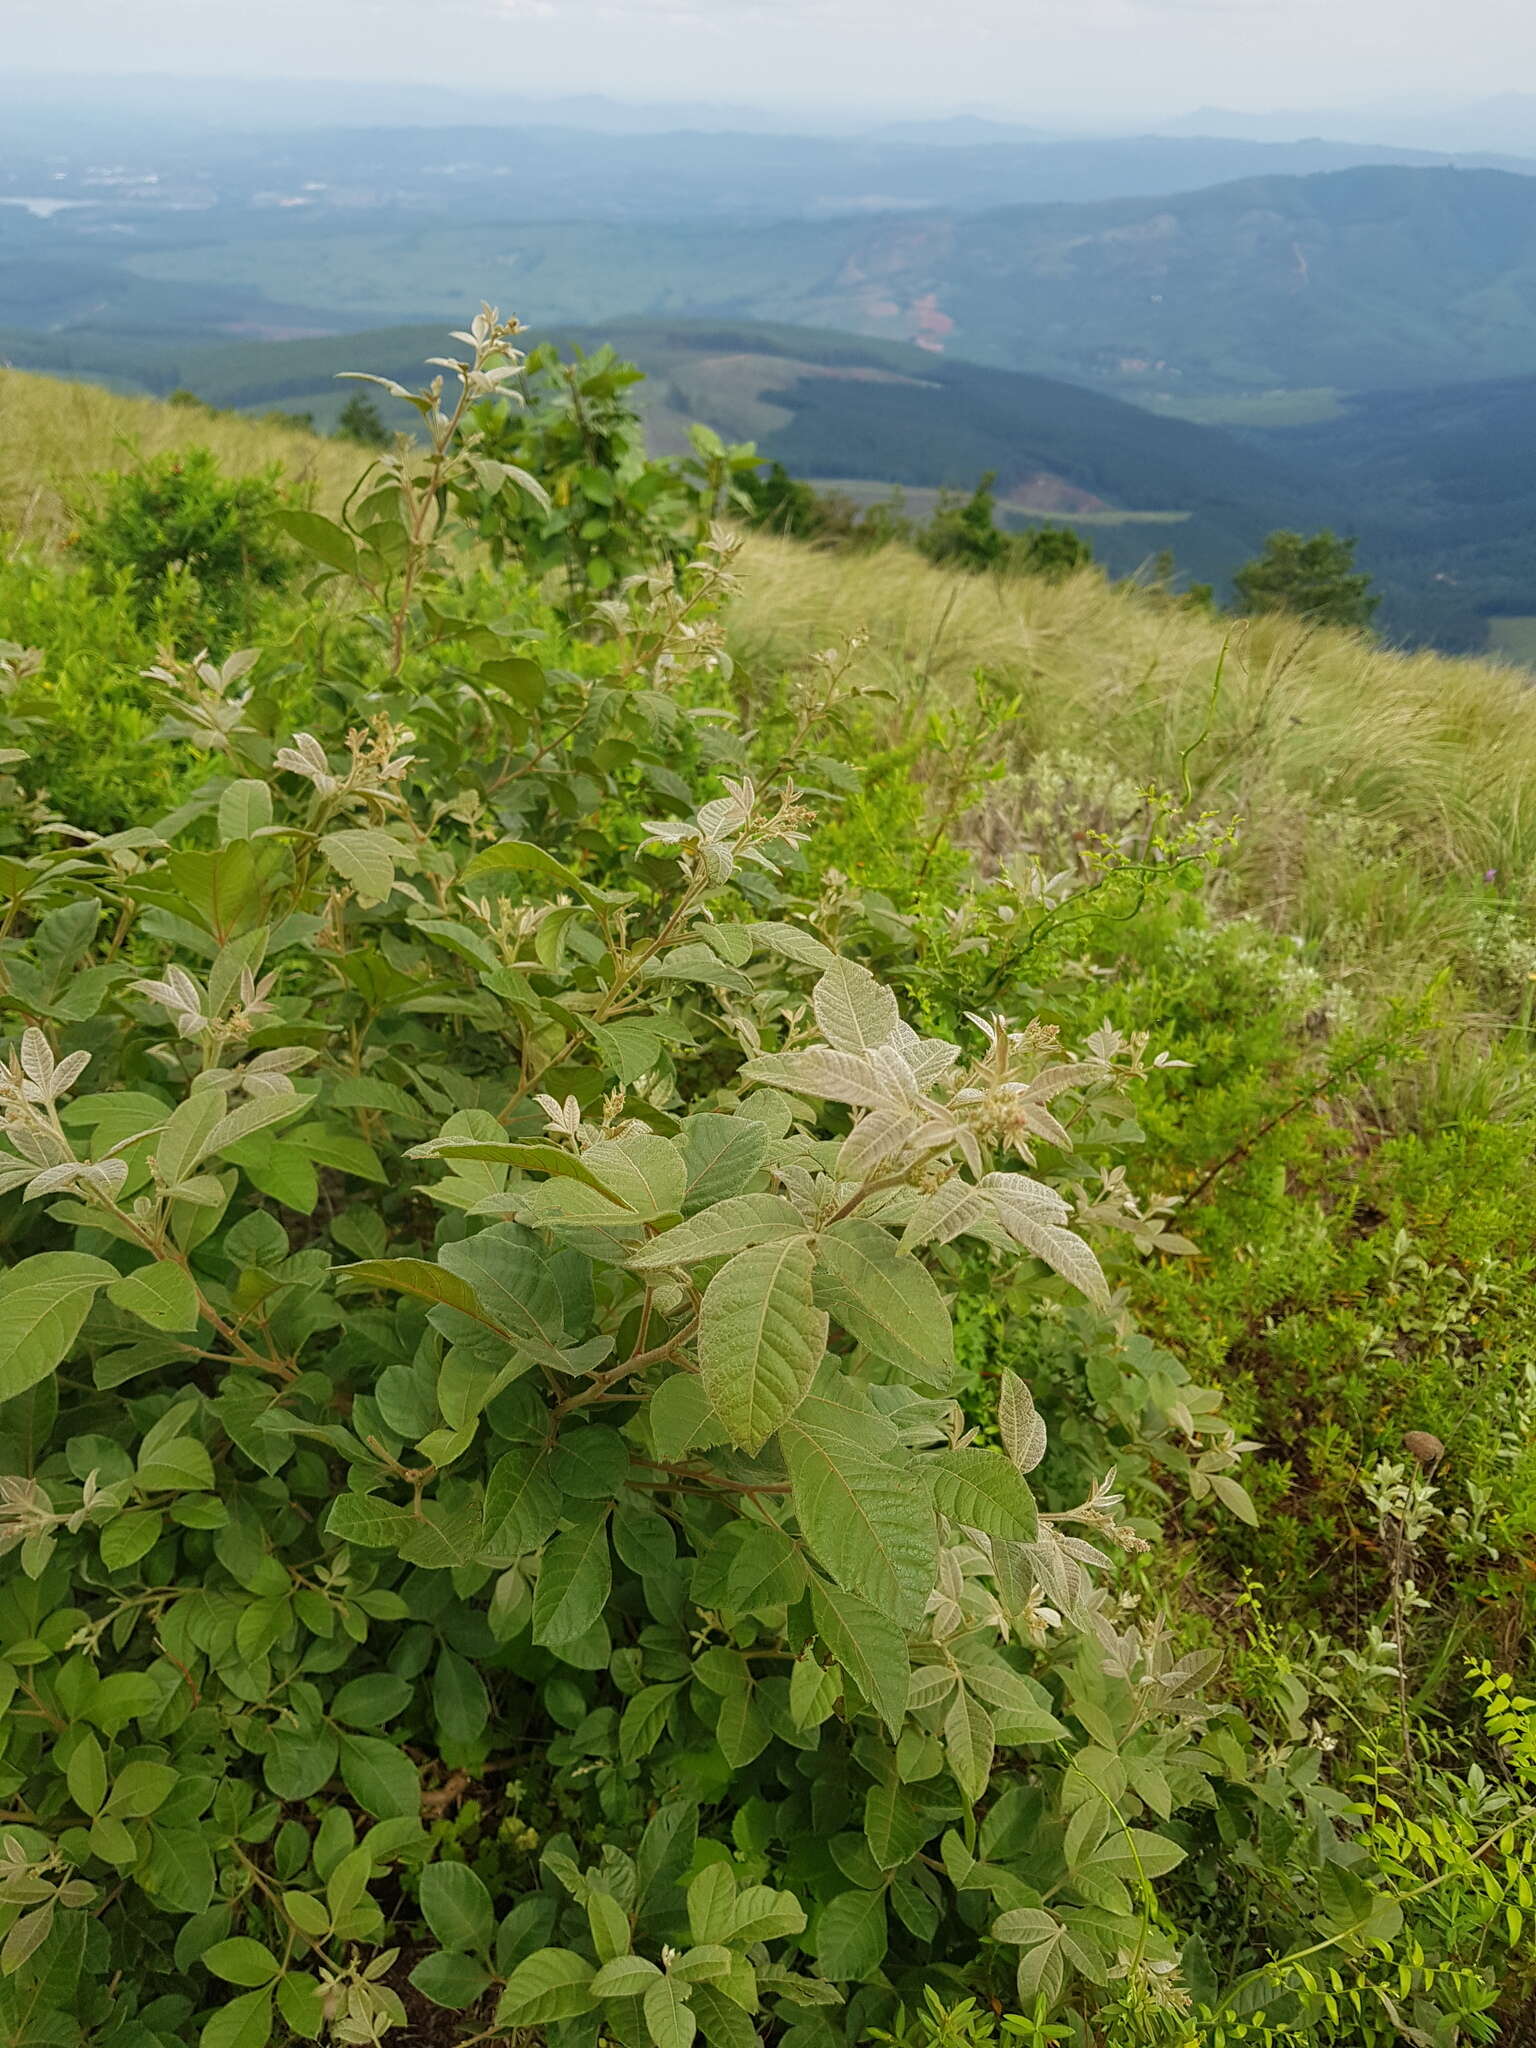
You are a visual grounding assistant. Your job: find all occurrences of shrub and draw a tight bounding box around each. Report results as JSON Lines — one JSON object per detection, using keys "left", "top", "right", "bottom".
{"left": 450, "top": 340, "right": 755, "bottom": 611}
{"left": 69, "top": 446, "right": 295, "bottom": 643}
{"left": 919, "top": 474, "right": 1009, "bottom": 572}
{"left": 1014, "top": 526, "right": 1094, "bottom": 580}
{"left": 0, "top": 312, "right": 1250, "bottom": 2048}
{"left": 336, "top": 394, "right": 392, "bottom": 448}
{"left": 740, "top": 461, "right": 826, "bottom": 539}
{"left": 1233, "top": 529, "right": 1379, "bottom": 630}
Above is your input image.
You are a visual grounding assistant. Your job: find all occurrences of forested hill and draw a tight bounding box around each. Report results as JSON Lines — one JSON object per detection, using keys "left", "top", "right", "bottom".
{"left": 769, "top": 165, "right": 1536, "bottom": 394}
{"left": 20, "top": 163, "right": 1536, "bottom": 403}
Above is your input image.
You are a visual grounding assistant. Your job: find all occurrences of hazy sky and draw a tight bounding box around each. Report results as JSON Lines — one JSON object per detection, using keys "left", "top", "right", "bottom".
{"left": 8, "top": 0, "right": 1536, "bottom": 121}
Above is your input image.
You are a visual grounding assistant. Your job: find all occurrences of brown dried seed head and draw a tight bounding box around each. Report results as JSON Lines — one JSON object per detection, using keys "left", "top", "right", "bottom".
{"left": 1403, "top": 1430, "right": 1446, "bottom": 1467}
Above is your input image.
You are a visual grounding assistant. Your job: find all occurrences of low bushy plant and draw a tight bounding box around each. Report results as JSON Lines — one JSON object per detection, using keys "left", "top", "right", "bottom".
{"left": 69, "top": 447, "right": 296, "bottom": 644}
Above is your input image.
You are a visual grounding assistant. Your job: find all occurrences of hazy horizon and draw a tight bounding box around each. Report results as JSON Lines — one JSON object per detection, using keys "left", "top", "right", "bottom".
{"left": 7, "top": 0, "right": 1536, "bottom": 129}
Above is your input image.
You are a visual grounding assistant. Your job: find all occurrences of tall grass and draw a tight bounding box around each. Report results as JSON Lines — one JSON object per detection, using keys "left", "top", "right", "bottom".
{"left": 733, "top": 535, "right": 1536, "bottom": 1035}
{"left": 0, "top": 368, "right": 363, "bottom": 548}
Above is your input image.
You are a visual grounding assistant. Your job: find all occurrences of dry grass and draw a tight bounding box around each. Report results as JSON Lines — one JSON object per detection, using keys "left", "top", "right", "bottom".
{"left": 0, "top": 368, "right": 365, "bottom": 548}
{"left": 732, "top": 535, "right": 1536, "bottom": 1008}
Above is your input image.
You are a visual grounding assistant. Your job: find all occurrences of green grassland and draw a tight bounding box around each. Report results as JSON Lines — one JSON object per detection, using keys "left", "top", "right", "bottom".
{"left": 1141, "top": 388, "right": 1347, "bottom": 428}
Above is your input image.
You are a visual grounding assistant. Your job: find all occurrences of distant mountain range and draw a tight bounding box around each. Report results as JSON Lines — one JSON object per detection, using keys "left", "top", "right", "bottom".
{"left": 5, "top": 111, "right": 1532, "bottom": 225}
{"left": 10, "top": 75, "right": 1536, "bottom": 155}
{"left": 1154, "top": 95, "right": 1536, "bottom": 156}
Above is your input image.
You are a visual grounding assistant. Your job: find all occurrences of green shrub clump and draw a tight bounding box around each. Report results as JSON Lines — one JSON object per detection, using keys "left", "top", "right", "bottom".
{"left": 69, "top": 446, "right": 295, "bottom": 642}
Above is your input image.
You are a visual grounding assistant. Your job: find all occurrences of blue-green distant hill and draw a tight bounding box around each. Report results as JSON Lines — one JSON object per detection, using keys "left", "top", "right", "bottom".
{"left": 9, "top": 164, "right": 1536, "bottom": 403}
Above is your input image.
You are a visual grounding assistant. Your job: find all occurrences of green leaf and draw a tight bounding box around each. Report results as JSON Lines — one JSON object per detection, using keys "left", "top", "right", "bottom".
{"left": 415, "top": 1139, "right": 627, "bottom": 1201}
{"left": 532, "top": 1510, "right": 611, "bottom": 1648}
{"left": 726, "top": 1522, "right": 805, "bottom": 1612}
{"left": 809, "top": 1581, "right": 910, "bottom": 1739}
{"left": 1089, "top": 1828, "right": 1187, "bottom": 1882}
{"left": 287, "top": 1123, "right": 386, "bottom": 1183}
{"left": 584, "top": 1887, "right": 629, "bottom": 1963}
{"left": 813, "top": 1887, "right": 888, "bottom": 1980}
{"left": 748, "top": 921, "right": 837, "bottom": 971}
{"left": 943, "top": 1687, "right": 996, "bottom": 1805}
{"left": 410, "top": 1950, "right": 493, "bottom": 2010}
{"left": 987, "top": 1203, "right": 1110, "bottom": 1312}
{"left": 592, "top": 1955, "right": 661, "bottom": 1999}
{"left": 687, "top": 1863, "right": 738, "bottom": 1946}
{"left": 784, "top": 1418, "right": 936, "bottom": 1626}
{"left": 649, "top": 1372, "right": 726, "bottom": 1463}
{"left": 715, "top": 1685, "right": 771, "bottom": 1769}
{"left": 864, "top": 1778, "right": 932, "bottom": 1870}
{"left": 1208, "top": 1473, "right": 1259, "bottom": 1525}
{"left": 813, "top": 1220, "right": 955, "bottom": 1391}
{"left": 789, "top": 1652, "right": 839, "bottom": 1731}
{"left": 420, "top": 1861, "right": 495, "bottom": 1953}
{"left": 108, "top": 1259, "right": 201, "bottom": 1334}
{"left": 217, "top": 779, "right": 274, "bottom": 844}
{"left": 620, "top": 1682, "right": 680, "bottom": 1765}
{"left": 199, "top": 1987, "right": 273, "bottom": 2048}
{"left": 202, "top": 1937, "right": 282, "bottom": 1987}
{"left": 434, "top": 1648, "right": 489, "bottom": 1750}
{"left": 154, "top": 1090, "right": 226, "bottom": 1190}
{"left": 629, "top": 1193, "right": 807, "bottom": 1273}
{"left": 998, "top": 1370, "right": 1047, "bottom": 1473}
{"left": 495, "top": 1947, "right": 598, "bottom": 2027}
{"left": 272, "top": 506, "right": 360, "bottom": 575}
{"left": 336, "top": 1730, "right": 420, "bottom": 1819}
{"left": 338, "top": 1258, "right": 482, "bottom": 1318}
{"left": 460, "top": 838, "right": 628, "bottom": 912}
{"left": 579, "top": 1134, "right": 687, "bottom": 1219}
{"left": 326, "top": 1493, "right": 414, "bottom": 1550}
{"left": 812, "top": 959, "right": 899, "bottom": 1053}
{"left": 276, "top": 1970, "right": 327, "bottom": 2036}
{"left": 105, "top": 1759, "right": 178, "bottom": 1817}
{"left": 644, "top": 1972, "right": 697, "bottom": 2048}
{"left": 321, "top": 827, "right": 399, "bottom": 907}
{"left": 699, "top": 1237, "right": 825, "bottom": 1454}
{"left": 678, "top": 1115, "right": 769, "bottom": 1212}
{"left": 928, "top": 1447, "right": 1039, "bottom": 1542}
{"left": 331, "top": 1672, "right": 413, "bottom": 1727}
{"left": 691, "top": 1982, "right": 761, "bottom": 2048}
{"left": 136, "top": 1436, "right": 216, "bottom": 1493}
{"left": 438, "top": 1227, "right": 569, "bottom": 1363}
{"left": 66, "top": 1732, "right": 107, "bottom": 1816}
{"left": 0, "top": 1252, "right": 117, "bottom": 1402}
{"left": 482, "top": 1447, "right": 561, "bottom": 1559}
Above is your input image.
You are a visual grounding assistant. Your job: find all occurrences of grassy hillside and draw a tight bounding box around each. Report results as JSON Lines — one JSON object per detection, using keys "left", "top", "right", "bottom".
{"left": 733, "top": 533, "right": 1536, "bottom": 1013}
{"left": 0, "top": 367, "right": 362, "bottom": 545}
